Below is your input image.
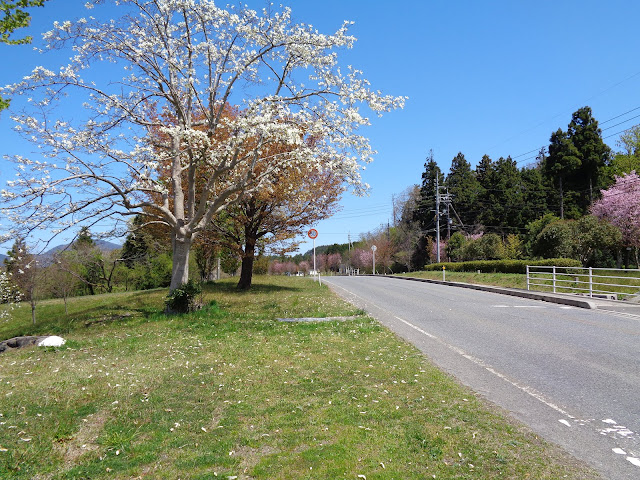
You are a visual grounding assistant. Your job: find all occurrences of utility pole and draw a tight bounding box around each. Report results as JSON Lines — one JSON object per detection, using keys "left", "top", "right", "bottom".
{"left": 435, "top": 176, "right": 440, "bottom": 263}
{"left": 392, "top": 194, "right": 397, "bottom": 225}
{"left": 371, "top": 245, "right": 377, "bottom": 274}
{"left": 446, "top": 193, "right": 451, "bottom": 240}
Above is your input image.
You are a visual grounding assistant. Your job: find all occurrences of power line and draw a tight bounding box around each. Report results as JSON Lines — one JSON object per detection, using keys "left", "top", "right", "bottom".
{"left": 514, "top": 121, "right": 640, "bottom": 167}
{"left": 602, "top": 114, "right": 640, "bottom": 132}
{"left": 505, "top": 106, "right": 640, "bottom": 166}
{"left": 604, "top": 124, "right": 640, "bottom": 140}
{"left": 484, "top": 69, "right": 640, "bottom": 154}
{"left": 600, "top": 106, "right": 640, "bottom": 125}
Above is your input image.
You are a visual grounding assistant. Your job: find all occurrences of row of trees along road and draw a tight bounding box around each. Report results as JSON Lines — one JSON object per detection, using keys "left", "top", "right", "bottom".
{"left": 0, "top": 1, "right": 404, "bottom": 294}
{"left": 406, "top": 107, "right": 640, "bottom": 270}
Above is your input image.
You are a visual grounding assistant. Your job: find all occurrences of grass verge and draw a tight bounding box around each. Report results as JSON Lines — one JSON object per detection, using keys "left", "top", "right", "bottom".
{"left": 398, "top": 270, "right": 528, "bottom": 289}
{"left": 0, "top": 276, "right": 598, "bottom": 479}
{"left": 399, "top": 268, "right": 640, "bottom": 299}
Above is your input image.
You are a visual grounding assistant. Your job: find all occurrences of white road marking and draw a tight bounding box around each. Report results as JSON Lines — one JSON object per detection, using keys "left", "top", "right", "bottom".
{"left": 326, "top": 279, "right": 639, "bottom": 471}
{"left": 329, "top": 281, "right": 576, "bottom": 417}
{"left": 600, "top": 310, "right": 640, "bottom": 320}
{"left": 626, "top": 457, "right": 640, "bottom": 467}
{"left": 492, "top": 304, "right": 548, "bottom": 308}
{"left": 389, "top": 313, "right": 577, "bottom": 417}
{"left": 599, "top": 419, "right": 636, "bottom": 439}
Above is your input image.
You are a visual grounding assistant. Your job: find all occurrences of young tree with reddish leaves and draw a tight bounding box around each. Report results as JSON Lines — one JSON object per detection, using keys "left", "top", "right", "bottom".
{"left": 209, "top": 154, "right": 343, "bottom": 289}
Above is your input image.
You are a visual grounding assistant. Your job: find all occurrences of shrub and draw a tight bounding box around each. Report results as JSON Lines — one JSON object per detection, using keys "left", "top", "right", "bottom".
{"left": 446, "top": 232, "right": 466, "bottom": 261}
{"left": 533, "top": 221, "right": 574, "bottom": 258}
{"left": 253, "top": 256, "right": 270, "bottom": 275}
{"left": 164, "top": 280, "right": 202, "bottom": 314}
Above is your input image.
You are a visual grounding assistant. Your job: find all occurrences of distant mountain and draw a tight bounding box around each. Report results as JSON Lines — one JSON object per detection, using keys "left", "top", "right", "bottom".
{"left": 43, "top": 239, "right": 122, "bottom": 256}
{"left": 1, "top": 240, "right": 122, "bottom": 268}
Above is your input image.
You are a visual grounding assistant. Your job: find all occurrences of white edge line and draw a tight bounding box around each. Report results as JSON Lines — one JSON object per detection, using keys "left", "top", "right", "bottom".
{"left": 391, "top": 314, "right": 574, "bottom": 418}
{"left": 327, "top": 279, "right": 575, "bottom": 419}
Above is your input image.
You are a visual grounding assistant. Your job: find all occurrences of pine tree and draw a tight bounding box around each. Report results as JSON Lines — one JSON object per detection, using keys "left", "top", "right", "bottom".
{"left": 519, "top": 165, "right": 553, "bottom": 227}
{"left": 414, "top": 150, "right": 444, "bottom": 232}
{"left": 543, "top": 128, "right": 581, "bottom": 218}
{"left": 412, "top": 150, "right": 444, "bottom": 267}
{"left": 543, "top": 107, "right": 610, "bottom": 218}
{"left": 567, "top": 106, "right": 611, "bottom": 207}
{"left": 475, "top": 154, "right": 494, "bottom": 187}
{"left": 478, "top": 156, "right": 523, "bottom": 233}
{"left": 445, "top": 152, "right": 480, "bottom": 228}
{"left": 72, "top": 227, "right": 102, "bottom": 295}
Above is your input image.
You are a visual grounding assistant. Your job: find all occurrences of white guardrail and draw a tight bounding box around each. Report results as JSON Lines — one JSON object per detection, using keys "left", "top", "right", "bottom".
{"left": 526, "top": 265, "right": 640, "bottom": 301}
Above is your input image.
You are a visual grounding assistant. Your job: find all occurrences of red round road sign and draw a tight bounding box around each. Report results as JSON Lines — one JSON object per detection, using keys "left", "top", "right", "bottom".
{"left": 307, "top": 228, "right": 318, "bottom": 239}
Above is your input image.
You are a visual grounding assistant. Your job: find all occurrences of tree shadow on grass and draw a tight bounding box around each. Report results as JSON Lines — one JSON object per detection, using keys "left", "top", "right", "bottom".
{"left": 204, "top": 281, "right": 302, "bottom": 295}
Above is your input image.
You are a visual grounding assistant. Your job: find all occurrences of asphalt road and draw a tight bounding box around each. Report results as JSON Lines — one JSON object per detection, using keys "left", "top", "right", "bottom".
{"left": 324, "top": 275, "right": 640, "bottom": 480}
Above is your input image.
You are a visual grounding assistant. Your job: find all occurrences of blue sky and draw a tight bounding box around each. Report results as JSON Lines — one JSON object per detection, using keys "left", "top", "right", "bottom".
{"left": 1, "top": 0, "right": 640, "bottom": 255}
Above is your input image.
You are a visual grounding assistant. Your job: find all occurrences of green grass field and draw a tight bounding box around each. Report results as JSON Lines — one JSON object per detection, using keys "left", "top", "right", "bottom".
{"left": 0, "top": 276, "right": 598, "bottom": 479}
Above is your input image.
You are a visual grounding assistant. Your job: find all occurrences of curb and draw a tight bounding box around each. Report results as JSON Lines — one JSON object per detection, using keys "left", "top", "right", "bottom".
{"left": 368, "top": 274, "right": 597, "bottom": 310}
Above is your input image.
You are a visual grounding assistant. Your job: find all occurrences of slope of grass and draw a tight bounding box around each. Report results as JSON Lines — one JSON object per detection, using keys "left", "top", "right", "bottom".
{"left": 398, "top": 270, "right": 528, "bottom": 289}
{"left": 0, "top": 276, "right": 598, "bottom": 479}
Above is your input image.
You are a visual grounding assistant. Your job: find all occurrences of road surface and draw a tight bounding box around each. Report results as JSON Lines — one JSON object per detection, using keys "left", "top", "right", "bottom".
{"left": 324, "top": 275, "right": 640, "bottom": 480}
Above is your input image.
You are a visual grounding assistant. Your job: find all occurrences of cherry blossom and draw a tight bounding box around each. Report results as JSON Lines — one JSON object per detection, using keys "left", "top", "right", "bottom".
{"left": 591, "top": 172, "right": 640, "bottom": 248}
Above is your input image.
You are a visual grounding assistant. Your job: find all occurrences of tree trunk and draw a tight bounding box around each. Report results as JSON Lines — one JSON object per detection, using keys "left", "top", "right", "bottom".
{"left": 237, "top": 235, "right": 257, "bottom": 290}
{"left": 624, "top": 247, "right": 631, "bottom": 269}
{"left": 559, "top": 176, "right": 564, "bottom": 219}
{"left": 30, "top": 295, "right": 36, "bottom": 326}
{"left": 170, "top": 233, "right": 193, "bottom": 291}
{"left": 616, "top": 249, "right": 623, "bottom": 269}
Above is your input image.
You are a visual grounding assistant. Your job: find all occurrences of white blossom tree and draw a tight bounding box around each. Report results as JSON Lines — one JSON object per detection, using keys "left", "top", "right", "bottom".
{"left": 0, "top": 270, "right": 22, "bottom": 321}
{"left": 0, "top": 0, "right": 405, "bottom": 290}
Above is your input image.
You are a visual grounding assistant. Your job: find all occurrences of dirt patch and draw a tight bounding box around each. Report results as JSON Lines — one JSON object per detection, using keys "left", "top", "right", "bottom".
{"left": 232, "top": 445, "right": 281, "bottom": 478}
{"left": 56, "top": 410, "right": 109, "bottom": 466}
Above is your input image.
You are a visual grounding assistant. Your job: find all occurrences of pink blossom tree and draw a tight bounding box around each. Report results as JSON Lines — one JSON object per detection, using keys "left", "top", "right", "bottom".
{"left": 591, "top": 172, "right": 640, "bottom": 266}
{"left": 284, "top": 262, "right": 298, "bottom": 274}
{"left": 270, "top": 262, "right": 286, "bottom": 275}
{"left": 315, "top": 254, "right": 328, "bottom": 273}
{"left": 298, "top": 261, "right": 310, "bottom": 274}
{"left": 351, "top": 248, "right": 373, "bottom": 273}
{"left": 430, "top": 239, "right": 447, "bottom": 263}
{"left": 327, "top": 253, "right": 342, "bottom": 272}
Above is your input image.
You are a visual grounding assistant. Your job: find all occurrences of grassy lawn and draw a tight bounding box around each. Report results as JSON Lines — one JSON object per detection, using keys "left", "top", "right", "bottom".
{"left": 0, "top": 276, "right": 598, "bottom": 479}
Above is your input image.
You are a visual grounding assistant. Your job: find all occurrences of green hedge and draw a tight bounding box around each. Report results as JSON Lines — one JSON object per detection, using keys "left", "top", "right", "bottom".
{"left": 423, "top": 258, "right": 582, "bottom": 274}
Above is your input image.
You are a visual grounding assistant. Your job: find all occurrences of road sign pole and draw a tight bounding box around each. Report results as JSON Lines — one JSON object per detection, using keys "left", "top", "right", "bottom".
{"left": 371, "top": 245, "right": 377, "bottom": 275}
{"left": 307, "top": 229, "right": 319, "bottom": 282}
